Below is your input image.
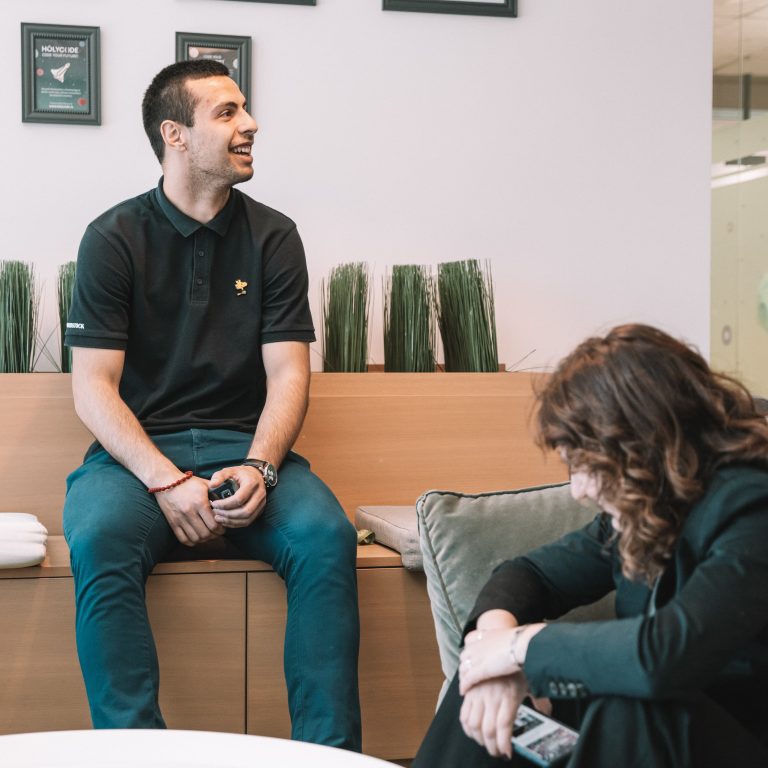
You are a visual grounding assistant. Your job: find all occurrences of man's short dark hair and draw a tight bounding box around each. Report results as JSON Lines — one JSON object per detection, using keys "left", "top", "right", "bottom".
{"left": 142, "top": 59, "right": 231, "bottom": 163}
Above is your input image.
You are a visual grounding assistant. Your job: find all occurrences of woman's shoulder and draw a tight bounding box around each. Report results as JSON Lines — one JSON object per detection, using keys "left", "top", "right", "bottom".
{"left": 707, "top": 463, "right": 768, "bottom": 498}
{"left": 689, "top": 464, "right": 768, "bottom": 535}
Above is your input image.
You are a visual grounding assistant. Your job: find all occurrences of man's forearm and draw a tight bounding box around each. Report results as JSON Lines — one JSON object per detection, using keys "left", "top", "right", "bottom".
{"left": 246, "top": 367, "right": 309, "bottom": 466}
{"left": 74, "top": 377, "right": 183, "bottom": 488}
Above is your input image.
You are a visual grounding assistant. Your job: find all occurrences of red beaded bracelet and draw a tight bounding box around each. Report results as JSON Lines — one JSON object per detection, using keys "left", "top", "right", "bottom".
{"left": 147, "top": 471, "right": 193, "bottom": 495}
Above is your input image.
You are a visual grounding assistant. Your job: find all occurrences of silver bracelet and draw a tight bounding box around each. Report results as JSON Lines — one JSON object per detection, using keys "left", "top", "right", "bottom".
{"left": 509, "top": 627, "right": 526, "bottom": 668}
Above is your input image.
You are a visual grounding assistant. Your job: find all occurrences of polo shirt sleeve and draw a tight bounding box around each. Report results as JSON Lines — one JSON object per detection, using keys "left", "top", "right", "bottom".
{"left": 64, "top": 223, "right": 132, "bottom": 351}
{"left": 260, "top": 225, "right": 316, "bottom": 344}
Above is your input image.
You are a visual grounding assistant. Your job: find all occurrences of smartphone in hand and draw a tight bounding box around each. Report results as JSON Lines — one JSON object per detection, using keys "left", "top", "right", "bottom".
{"left": 512, "top": 704, "right": 579, "bottom": 767}
{"left": 208, "top": 478, "right": 238, "bottom": 501}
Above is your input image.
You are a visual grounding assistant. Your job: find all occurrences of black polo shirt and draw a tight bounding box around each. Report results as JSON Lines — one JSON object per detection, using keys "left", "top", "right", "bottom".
{"left": 65, "top": 179, "right": 315, "bottom": 435}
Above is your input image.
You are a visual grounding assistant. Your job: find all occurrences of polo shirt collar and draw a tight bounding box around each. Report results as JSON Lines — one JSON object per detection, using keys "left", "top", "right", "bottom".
{"left": 155, "top": 177, "right": 237, "bottom": 238}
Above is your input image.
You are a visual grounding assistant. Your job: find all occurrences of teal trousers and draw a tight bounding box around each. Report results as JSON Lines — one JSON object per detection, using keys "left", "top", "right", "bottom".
{"left": 63, "top": 429, "right": 361, "bottom": 751}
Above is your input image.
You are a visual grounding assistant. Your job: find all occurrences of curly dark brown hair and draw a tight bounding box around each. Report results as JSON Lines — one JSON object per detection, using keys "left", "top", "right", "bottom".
{"left": 536, "top": 324, "right": 768, "bottom": 584}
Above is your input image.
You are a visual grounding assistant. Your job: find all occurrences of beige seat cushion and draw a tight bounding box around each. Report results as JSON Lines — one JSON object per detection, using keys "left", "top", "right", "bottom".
{"left": 355, "top": 505, "right": 422, "bottom": 570}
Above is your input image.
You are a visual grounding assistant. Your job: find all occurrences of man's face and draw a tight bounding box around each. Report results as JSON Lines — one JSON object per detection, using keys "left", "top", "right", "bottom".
{"left": 180, "top": 76, "right": 258, "bottom": 187}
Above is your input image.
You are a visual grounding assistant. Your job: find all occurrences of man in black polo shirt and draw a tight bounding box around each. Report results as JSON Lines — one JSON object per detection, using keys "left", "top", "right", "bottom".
{"left": 62, "top": 59, "right": 361, "bottom": 749}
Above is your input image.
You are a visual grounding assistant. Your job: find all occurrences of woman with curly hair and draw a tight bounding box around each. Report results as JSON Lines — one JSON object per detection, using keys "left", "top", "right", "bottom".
{"left": 413, "top": 324, "right": 768, "bottom": 767}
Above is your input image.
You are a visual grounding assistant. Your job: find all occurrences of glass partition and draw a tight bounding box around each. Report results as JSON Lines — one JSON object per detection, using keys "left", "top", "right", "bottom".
{"left": 711, "top": 1, "right": 768, "bottom": 395}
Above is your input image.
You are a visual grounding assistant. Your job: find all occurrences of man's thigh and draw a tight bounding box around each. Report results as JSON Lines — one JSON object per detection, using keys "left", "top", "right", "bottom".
{"left": 63, "top": 439, "right": 185, "bottom": 568}
{"left": 227, "top": 452, "right": 356, "bottom": 572}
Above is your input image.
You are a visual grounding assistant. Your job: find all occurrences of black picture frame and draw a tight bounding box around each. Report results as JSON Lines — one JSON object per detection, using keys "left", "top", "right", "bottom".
{"left": 176, "top": 32, "right": 252, "bottom": 107}
{"left": 217, "top": 0, "right": 316, "bottom": 5}
{"left": 21, "top": 23, "right": 101, "bottom": 125}
{"left": 383, "top": 0, "right": 516, "bottom": 16}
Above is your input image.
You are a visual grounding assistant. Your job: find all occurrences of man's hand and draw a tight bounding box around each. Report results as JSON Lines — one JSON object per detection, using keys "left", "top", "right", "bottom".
{"left": 208, "top": 465, "right": 267, "bottom": 528}
{"left": 156, "top": 475, "right": 224, "bottom": 546}
{"left": 460, "top": 673, "right": 529, "bottom": 760}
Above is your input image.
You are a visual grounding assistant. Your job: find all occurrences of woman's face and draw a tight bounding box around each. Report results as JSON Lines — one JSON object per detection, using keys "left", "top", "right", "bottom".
{"left": 560, "top": 448, "right": 622, "bottom": 531}
{"left": 569, "top": 470, "right": 622, "bottom": 530}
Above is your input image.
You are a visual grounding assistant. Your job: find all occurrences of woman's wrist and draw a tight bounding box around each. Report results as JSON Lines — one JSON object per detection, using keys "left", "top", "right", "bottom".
{"left": 510, "top": 623, "right": 546, "bottom": 668}
{"left": 476, "top": 609, "right": 519, "bottom": 631}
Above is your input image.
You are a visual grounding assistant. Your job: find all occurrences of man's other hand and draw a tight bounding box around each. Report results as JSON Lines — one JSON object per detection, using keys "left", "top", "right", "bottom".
{"left": 156, "top": 475, "right": 224, "bottom": 546}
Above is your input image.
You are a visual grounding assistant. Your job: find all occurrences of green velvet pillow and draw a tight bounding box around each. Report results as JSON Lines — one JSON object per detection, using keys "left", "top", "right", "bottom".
{"left": 416, "top": 484, "right": 614, "bottom": 689}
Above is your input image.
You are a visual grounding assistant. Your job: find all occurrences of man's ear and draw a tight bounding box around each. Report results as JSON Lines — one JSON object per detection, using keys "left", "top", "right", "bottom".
{"left": 160, "top": 120, "right": 186, "bottom": 152}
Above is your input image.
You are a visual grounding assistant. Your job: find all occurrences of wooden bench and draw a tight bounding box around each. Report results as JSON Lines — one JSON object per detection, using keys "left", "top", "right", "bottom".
{"left": 0, "top": 372, "right": 565, "bottom": 759}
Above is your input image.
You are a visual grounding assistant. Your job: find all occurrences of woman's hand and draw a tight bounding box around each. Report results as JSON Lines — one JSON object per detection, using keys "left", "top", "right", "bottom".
{"left": 459, "top": 623, "right": 547, "bottom": 695}
{"left": 459, "top": 673, "right": 529, "bottom": 760}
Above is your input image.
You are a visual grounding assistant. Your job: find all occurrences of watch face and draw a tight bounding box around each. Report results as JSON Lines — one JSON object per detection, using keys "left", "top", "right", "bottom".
{"left": 263, "top": 463, "right": 278, "bottom": 488}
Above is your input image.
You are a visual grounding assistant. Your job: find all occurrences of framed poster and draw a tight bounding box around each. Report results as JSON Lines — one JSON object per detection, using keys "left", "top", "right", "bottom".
{"left": 216, "top": 0, "right": 315, "bottom": 5}
{"left": 176, "top": 33, "right": 252, "bottom": 106}
{"left": 21, "top": 23, "right": 101, "bottom": 125}
{"left": 383, "top": 0, "right": 516, "bottom": 16}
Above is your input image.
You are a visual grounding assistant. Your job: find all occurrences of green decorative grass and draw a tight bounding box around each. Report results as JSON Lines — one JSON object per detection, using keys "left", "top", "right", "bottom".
{"left": 383, "top": 264, "right": 436, "bottom": 372}
{"left": 322, "top": 262, "right": 371, "bottom": 372}
{"left": 58, "top": 261, "right": 77, "bottom": 373}
{"left": 436, "top": 259, "right": 498, "bottom": 372}
{"left": 0, "top": 260, "right": 39, "bottom": 373}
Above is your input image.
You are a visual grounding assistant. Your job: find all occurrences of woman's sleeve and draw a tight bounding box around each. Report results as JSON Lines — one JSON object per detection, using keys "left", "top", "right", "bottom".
{"left": 523, "top": 491, "right": 768, "bottom": 701}
{"left": 466, "top": 512, "right": 618, "bottom": 631}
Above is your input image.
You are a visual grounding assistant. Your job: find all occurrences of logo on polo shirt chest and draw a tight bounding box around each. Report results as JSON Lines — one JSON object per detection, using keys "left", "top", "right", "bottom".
{"left": 235, "top": 279, "right": 248, "bottom": 296}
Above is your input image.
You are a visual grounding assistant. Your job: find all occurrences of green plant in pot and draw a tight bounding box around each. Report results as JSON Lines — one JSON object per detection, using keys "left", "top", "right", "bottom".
{"left": 322, "top": 262, "right": 371, "bottom": 372}
{"left": 0, "top": 260, "right": 40, "bottom": 373}
{"left": 58, "top": 261, "right": 77, "bottom": 373}
{"left": 383, "top": 264, "right": 436, "bottom": 372}
{"left": 436, "top": 259, "right": 498, "bottom": 372}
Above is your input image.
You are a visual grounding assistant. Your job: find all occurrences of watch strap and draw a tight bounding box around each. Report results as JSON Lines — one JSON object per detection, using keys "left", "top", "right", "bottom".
{"left": 242, "top": 458, "right": 278, "bottom": 488}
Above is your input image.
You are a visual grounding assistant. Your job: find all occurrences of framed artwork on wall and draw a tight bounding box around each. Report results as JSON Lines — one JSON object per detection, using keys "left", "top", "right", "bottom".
{"left": 176, "top": 32, "right": 252, "bottom": 106}
{"left": 216, "top": 0, "right": 316, "bottom": 5}
{"left": 383, "top": 0, "right": 516, "bottom": 16}
{"left": 21, "top": 23, "right": 101, "bottom": 125}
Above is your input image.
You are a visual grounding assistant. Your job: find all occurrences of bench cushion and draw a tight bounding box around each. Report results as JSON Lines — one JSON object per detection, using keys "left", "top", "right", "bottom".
{"left": 355, "top": 505, "right": 422, "bottom": 571}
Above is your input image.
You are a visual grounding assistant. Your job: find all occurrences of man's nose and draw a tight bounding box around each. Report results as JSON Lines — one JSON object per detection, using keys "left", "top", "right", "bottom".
{"left": 241, "top": 112, "right": 258, "bottom": 135}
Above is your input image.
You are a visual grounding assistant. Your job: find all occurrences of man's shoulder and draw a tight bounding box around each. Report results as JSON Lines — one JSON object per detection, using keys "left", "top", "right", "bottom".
{"left": 87, "top": 187, "right": 159, "bottom": 237}
{"left": 235, "top": 189, "right": 297, "bottom": 233}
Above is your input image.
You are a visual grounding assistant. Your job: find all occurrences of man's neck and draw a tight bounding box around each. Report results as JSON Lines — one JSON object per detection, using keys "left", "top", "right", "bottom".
{"left": 162, "top": 173, "right": 231, "bottom": 224}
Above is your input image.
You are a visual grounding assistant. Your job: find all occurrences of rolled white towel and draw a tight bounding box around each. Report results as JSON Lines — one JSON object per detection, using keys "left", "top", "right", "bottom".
{"left": 0, "top": 513, "right": 40, "bottom": 524}
{"left": 0, "top": 541, "right": 47, "bottom": 568}
{"left": 0, "top": 513, "right": 48, "bottom": 568}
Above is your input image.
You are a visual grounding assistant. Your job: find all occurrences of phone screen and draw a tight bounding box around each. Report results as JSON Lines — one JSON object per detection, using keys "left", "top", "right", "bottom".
{"left": 512, "top": 704, "right": 579, "bottom": 767}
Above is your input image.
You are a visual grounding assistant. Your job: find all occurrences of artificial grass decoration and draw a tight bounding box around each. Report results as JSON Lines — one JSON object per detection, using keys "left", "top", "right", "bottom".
{"left": 322, "top": 262, "right": 371, "bottom": 372}
{"left": 0, "top": 260, "right": 39, "bottom": 373}
{"left": 58, "top": 261, "right": 77, "bottom": 373}
{"left": 383, "top": 264, "right": 436, "bottom": 372}
{"left": 436, "top": 259, "right": 498, "bottom": 372}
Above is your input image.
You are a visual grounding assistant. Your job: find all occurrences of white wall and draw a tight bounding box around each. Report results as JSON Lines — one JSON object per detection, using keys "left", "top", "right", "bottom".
{"left": 2, "top": 0, "right": 713, "bottom": 371}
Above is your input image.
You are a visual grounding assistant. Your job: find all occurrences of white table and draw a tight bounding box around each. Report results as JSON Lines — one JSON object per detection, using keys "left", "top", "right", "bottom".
{"left": 0, "top": 730, "right": 397, "bottom": 767}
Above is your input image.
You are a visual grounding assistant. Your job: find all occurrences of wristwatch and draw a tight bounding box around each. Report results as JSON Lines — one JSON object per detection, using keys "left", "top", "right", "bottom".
{"left": 242, "top": 458, "right": 278, "bottom": 489}
{"left": 509, "top": 626, "right": 526, "bottom": 668}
